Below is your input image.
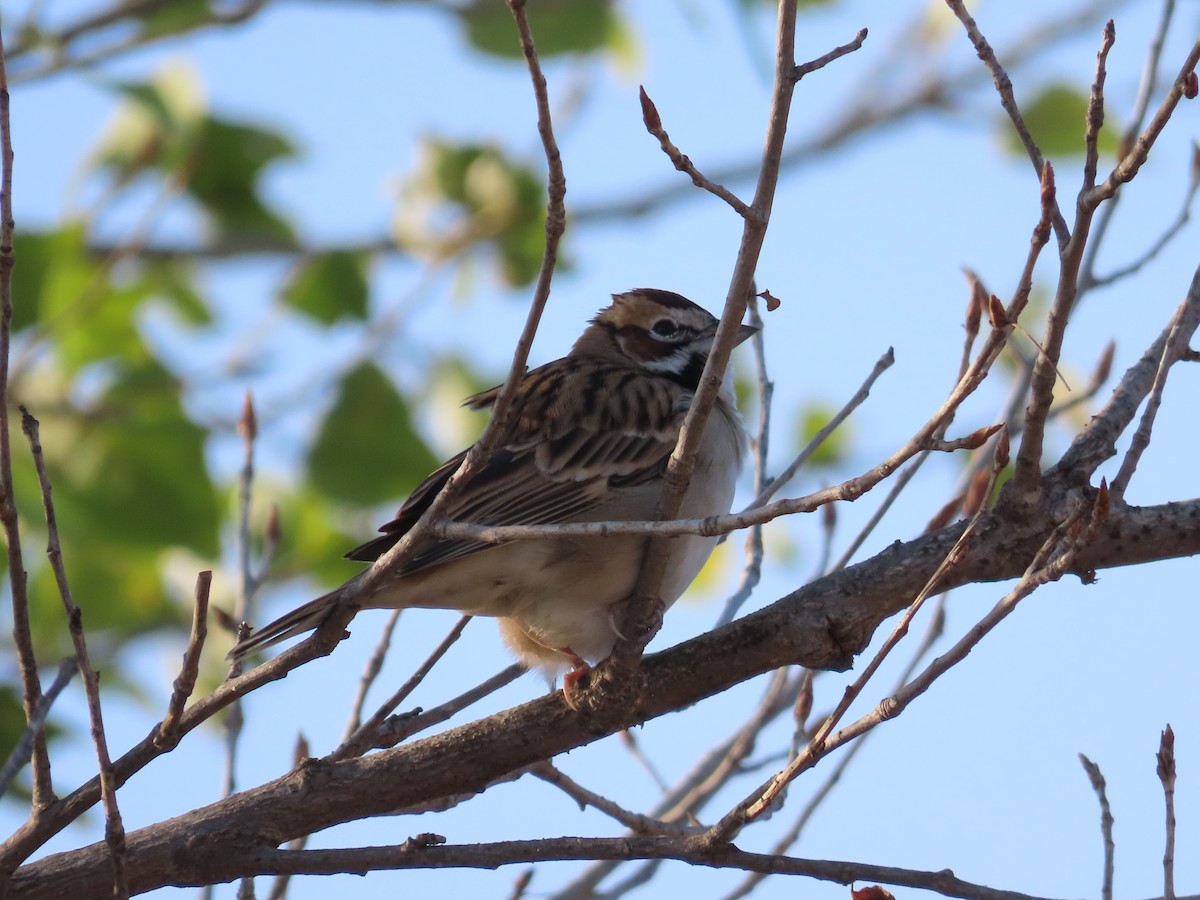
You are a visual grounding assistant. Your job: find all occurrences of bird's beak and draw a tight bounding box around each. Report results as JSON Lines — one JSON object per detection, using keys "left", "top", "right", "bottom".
{"left": 735, "top": 323, "right": 758, "bottom": 346}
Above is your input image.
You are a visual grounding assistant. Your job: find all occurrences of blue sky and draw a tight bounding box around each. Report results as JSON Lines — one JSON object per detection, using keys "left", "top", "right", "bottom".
{"left": 4, "top": 1, "right": 1199, "bottom": 898}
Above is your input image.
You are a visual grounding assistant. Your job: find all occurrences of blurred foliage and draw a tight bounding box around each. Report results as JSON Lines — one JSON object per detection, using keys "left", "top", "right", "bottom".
{"left": 794, "top": 401, "right": 852, "bottom": 469}
{"left": 283, "top": 252, "right": 371, "bottom": 324}
{"left": 999, "top": 82, "right": 1121, "bottom": 158}
{"left": 394, "top": 138, "right": 551, "bottom": 286}
{"left": 307, "top": 362, "right": 441, "bottom": 506}
{"left": 459, "top": 0, "right": 625, "bottom": 59}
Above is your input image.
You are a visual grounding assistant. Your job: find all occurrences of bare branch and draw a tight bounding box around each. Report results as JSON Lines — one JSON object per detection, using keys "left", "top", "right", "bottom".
{"left": 792, "top": 28, "right": 868, "bottom": 81}
{"left": 342, "top": 608, "right": 404, "bottom": 741}
{"left": 372, "top": 665, "right": 524, "bottom": 750}
{"left": 1079, "top": 754, "right": 1115, "bottom": 900}
{"left": 20, "top": 408, "right": 129, "bottom": 899}
{"left": 0, "top": 659, "right": 77, "bottom": 797}
{"left": 331, "top": 616, "right": 472, "bottom": 760}
{"left": 0, "top": 22, "right": 53, "bottom": 811}
{"left": 639, "top": 86, "right": 757, "bottom": 220}
{"left": 749, "top": 346, "right": 894, "bottom": 510}
{"left": 156, "top": 572, "right": 212, "bottom": 747}
{"left": 1157, "top": 725, "right": 1177, "bottom": 900}
{"left": 716, "top": 294, "right": 774, "bottom": 627}
{"left": 1084, "top": 38, "right": 1200, "bottom": 210}
{"left": 1109, "top": 269, "right": 1200, "bottom": 498}
{"left": 241, "top": 837, "right": 1066, "bottom": 900}
{"left": 531, "top": 763, "right": 697, "bottom": 836}
{"left": 945, "top": 1, "right": 1070, "bottom": 247}
{"left": 1083, "top": 21, "right": 1117, "bottom": 191}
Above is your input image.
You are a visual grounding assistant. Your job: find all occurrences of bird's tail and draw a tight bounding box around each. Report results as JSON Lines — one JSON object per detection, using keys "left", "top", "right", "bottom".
{"left": 226, "top": 584, "right": 348, "bottom": 662}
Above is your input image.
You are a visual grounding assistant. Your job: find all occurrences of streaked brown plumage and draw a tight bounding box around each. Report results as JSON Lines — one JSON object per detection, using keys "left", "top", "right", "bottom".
{"left": 229, "top": 289, "right": 754, "bottom": 684}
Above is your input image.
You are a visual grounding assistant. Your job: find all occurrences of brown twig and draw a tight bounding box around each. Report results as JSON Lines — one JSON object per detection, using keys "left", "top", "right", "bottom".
{"left": 721, "top": 596, "right": 946, "bottom": 900}
{"left": 156, "top": 572, "right": 212, "bottom": 747}
{"left": 532, "top": 763, "right": 697, "bottom": 836}
{"left": 0, "top": 22, "right": 53, "bottom": 812}
{"left": 1084, "top": 37, "right": 1200, "bottom": 211}
{"left": 1109, "top": 270, "right": 1200, "bottom": 499}
{"left": 715, "top": 293, "right": 772, "bottom": 627}
{"left": 639, "top": 87, "right": 757, "bottom": 220}
{"left": 1079, "top": 0, "right": 1181, "bottom": 291}
{"left": 1083, "top": 21, "right": 1117, "bottom": 192}
{"left": 611, "top": 16, "right": 867, "bottom": 670}
{"left": 20, "top": 408, "right": 129, "bottom": 898}
{"left": 712, "top": 431, "right": 1011, "bottom": 839}
{"left": 749, "top": 346, "right": 894, "bottom": 511}
{"left": 342, "top": 608, "right": 404, "bottom": 741}
{"left": 0, "top": 658, "right": 77, "bottom": 797}
{"left": 331, "top": 615, "right": 472, "bottom": 761}
{"left": 1157, "top": 725, "right": 1176, "bottom": 900}
{"left": 243, "top": 836, "right": 1064, "bottom": 900}
{"left": 371, "top": 664, "right": 523, "bottom": 750}
{"left": 1079, "top": 754, "right": 1115, "bottom": 900}
{"left": 944, "top": 0, "right": 1069, "bottom": 247}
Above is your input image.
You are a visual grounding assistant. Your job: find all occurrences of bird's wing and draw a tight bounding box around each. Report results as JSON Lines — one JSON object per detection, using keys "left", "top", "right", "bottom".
{"left": 345, "top": 360, "right": 686, "bottom": 574}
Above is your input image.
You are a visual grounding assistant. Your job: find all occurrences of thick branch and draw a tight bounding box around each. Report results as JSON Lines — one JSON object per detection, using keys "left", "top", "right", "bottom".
{"left": 11, "top": 490, "right": 1200, "bottom": 898}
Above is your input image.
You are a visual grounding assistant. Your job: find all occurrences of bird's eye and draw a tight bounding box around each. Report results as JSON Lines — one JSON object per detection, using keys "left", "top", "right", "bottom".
{"left": 651, "top": 319, "right": 679, "bottom": 338}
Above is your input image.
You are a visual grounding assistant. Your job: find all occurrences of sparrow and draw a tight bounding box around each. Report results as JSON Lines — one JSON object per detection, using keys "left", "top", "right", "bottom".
{"left": 229, "top": 289, "right": 755, "bottom": 693}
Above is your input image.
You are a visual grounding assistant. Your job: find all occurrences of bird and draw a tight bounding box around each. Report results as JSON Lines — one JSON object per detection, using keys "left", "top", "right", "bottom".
{"left": 229, "top": 288, "right": 755, "bottom": 697}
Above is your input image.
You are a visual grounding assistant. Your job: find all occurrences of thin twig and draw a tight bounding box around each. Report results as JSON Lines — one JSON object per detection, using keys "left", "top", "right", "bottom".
{"left": 712, "top": 433, "right": 1010, "bottom": 838}
{"left": 156, "top": 571, "right": 212, "bottom": 747}
{"left": 342, "top": 608, "right": 404, "bottom": 741}
{"left": 371, "top": 664, "right": 523, "bottom": 750}
{"left": 20, "top": 408, "right": 129, "bottom": 898}
{"left": 0, "top": 658, "right": 76, "bottom": 797}
{"left": 1079, "top": 754, "right": 1115, "bottom": 900}
{"left": 638, "top": 86, "right": 757, "bottom": 220}
{"left": 618, "top": 729, "right": 672, "bottom": 795}
{"left": 1079, "top": 0, "right": 1179, "bottom": 291}
{"left": 331, "top": 615, "right": 472, "bottom": 760}
{"left": 1082, "top": 21, "right": 1117, "bottom": 192}
{"left": 612, "top": 15, "right": 867, "bottom": 669}
{"left": 0, "top": 22, "right": 53, "bottom": 810}
{"left": 717, "top": 294, "right": 772, "bottom": 627}
{"left": 722, "top": 597, "right": 947, "bottom": 900}
{"left": 945, "top": 0, "right": 1069, "bottom": 247}
{"left": 217, "top": 394, "right": 260, "bottom": 822}
{"left": 248, "top": 836, "right": 1067, "bottom": 900}
{"left": 749, "top": 347, "right": 894, "bottom": 510}
{"left": 1157, "top": 725, "right": 1176, "bottom": 900}
{"left": 1110, "top": 271, "right": 1200, "bottom": 498}
{"left": 792, "top": 27, "right": 869, "bottom": 81}
{"left": 532, "top": 763, "right": 697, "bottom": 836}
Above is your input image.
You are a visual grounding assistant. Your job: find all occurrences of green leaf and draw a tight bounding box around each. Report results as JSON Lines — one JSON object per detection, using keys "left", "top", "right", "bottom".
{"left": 282, "top": 252, "right": 371, "bottom": 324}
{"left": 47, "top": 358, "right": 220, "bottom": 557}
{"left": 794, "top": 401, "right": 851, "bottom": 468}
{"left": 134, "top": 0, "right": 214, "bottom": 39}
{"left": 460, "top": 0, "right": 622, "bottom": 59}
{"left": 263, "top": 485, "right": 367, "bottom": 586}
{"left": 139, "top": 260, "right": 213, "bottom": 325}
{"left": 186, "top": 118, "right": 296, "bottom": 241}
{"left": 1001, "top": 83, "right": 1120, "bottom": 158}
{"left": 307, "top": 363, "right": 440, "bottom": 506}
{"left": 10, "top": 227, "right": 72, "bottom": 333}
{"left": 396, "top": 139, "right": 549, "bottom": 286}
